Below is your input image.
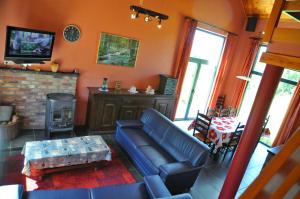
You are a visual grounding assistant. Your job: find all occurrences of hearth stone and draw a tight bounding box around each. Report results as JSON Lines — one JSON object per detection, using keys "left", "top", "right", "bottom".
{"left": 45, "top": 93, "right": 76, "bottom": 138}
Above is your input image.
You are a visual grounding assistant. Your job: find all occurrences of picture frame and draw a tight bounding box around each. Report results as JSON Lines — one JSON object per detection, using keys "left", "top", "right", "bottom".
{"left": 97, "top": 33, "right": 139, "bottom": 67}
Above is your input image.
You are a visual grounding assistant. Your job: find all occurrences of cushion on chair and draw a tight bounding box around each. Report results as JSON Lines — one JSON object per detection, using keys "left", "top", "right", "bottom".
{"left": 194, "top": 133, "right": 211, "bottom": 143}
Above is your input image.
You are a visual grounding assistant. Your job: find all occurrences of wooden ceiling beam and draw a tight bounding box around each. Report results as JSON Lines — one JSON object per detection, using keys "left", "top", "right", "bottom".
{"left": 260, "top": 52, "right": 300, "bottom": 70}
{"left": 283, "top": 1, "right": 300, "bottom": 11}
{"left": 262, "top": 0, "right": 287, "bottom": 44}
{"left": 272, "top": 28, "right": 300, "bottom": 44}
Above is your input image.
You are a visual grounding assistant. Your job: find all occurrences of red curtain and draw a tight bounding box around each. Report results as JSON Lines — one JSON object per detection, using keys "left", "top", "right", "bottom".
{"left": 208, "top": 33, "right": 237, "bottom": 108}
{"left": 172, "top": 17, "right": 198, "bottom": 119}
{"left": 272, "top": 81, "right": 300, "bottom": 146}
{"left": 231, "top": 39, "right": 260, "bottom": 109}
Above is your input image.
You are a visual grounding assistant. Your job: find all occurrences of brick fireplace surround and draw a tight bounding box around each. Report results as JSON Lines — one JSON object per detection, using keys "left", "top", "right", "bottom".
{"left": 0, "top": 68, "right": 78, "bottom": 129}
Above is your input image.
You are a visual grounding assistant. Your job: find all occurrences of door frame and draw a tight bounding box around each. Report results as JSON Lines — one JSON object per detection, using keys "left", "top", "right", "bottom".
{"left": 176, "top": 57, "right": 208, "bottom": 121}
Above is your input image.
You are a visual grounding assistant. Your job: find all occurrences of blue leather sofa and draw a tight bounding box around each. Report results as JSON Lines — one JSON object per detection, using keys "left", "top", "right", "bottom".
{"left": 116, "top": 108, "right": 209, "bottom": 194}
{"left": 0, "top": 175, "right": 192, "bottom": 199}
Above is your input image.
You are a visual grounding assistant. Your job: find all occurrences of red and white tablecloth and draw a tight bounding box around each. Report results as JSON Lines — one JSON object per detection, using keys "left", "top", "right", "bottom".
{"left": 207, "top": 117, "right": 241, "bottom": 149}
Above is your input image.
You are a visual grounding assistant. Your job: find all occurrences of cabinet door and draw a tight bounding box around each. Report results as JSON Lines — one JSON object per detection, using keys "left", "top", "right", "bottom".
{"left": 123, "top": 97, "right": 154, "bottom": 119}
{"left": 119, "top": 105, "right": 138, "bottom": 120}
{"left": 154, "top": 98, "right": 175, "bottom": 119}
{"left": 100, "top": 99, "right": 119, "bottom": 130}
{"left": 86, "top": 95, "right": 103, "bottom": 131}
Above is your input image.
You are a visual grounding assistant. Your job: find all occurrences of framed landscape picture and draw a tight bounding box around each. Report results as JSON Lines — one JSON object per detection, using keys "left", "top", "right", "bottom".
{"left": 97, "top": 33, "right": 139, "bottom": 67}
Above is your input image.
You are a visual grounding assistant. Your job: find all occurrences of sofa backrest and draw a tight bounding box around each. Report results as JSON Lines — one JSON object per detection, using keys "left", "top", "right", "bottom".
{"left": 140, "top": 109, "right": 171, "bottom": 144}
{"left": 161, "top": 125, "right": 209, "bottom": 167}
{"left": 140, "top": 109, "right": 209, "bottom": 167}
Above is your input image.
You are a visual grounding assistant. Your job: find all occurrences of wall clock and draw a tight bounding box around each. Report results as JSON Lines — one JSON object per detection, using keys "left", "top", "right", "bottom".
{"left": 63, "top": 25, "right": 81, "bottom": 42}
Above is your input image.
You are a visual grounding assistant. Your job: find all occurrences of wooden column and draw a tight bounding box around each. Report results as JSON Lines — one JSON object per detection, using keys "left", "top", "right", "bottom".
{"left": 219, "top": 64, "right": 284, "bottom": 199}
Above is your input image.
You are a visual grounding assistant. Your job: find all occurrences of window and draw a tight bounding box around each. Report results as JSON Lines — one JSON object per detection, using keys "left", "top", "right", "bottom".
{"left": 175, "top": 29, "right": 225, "bottom": 120}
{"left": 238, "top": 46, "right": 300, "bottom": 146}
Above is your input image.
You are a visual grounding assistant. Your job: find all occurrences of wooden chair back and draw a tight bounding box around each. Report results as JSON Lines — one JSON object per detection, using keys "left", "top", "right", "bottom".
{"left": 219, "top": 108, "right": 230, "bottom": 117}
{"left": 229, "top": 123, "right": 245, "bottom": 146}
{"left": 193, "top": 111, "right": 212, "bottom": 142}
{"left": 262, "top": 115, "right": 270, "bottom": 133}
{"left": 206, "top": 108, "right": 217, "bottom": 117}
{"left": 229, "top": 107, "right": 237, "bottom": 117}
{"left": 216, "top": 95, "right": 225, "bottom": 109}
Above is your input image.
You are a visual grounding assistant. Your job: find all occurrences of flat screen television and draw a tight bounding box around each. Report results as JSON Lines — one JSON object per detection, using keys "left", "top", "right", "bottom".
{"left": 4, "top": 26, "right": 55, "bottom": 63}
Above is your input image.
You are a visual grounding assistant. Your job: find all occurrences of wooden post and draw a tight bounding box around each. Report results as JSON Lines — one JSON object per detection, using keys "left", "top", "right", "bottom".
{"left": 218, "top": 64, "right": 284, "bottom": 199}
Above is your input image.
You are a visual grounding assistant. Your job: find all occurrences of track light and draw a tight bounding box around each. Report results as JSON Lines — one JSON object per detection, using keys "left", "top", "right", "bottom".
{"left": 157, "top": 18, "right": 162, "bottom": 29}
{"left": 144, "top": 15, "right": 151, "bottom": 22}
{"left": 130, "top": 5, "right": 168, "bottom": 28}
{"left": 131, "top": 11, "right": 139, "bottom": 19}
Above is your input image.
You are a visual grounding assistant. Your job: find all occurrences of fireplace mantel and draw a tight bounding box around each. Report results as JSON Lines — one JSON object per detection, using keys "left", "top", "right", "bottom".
{"left": 0, "top": 67, "right": 79, "bottom": 77}
{"left": 0, "top": 67, "right": 78, "bottom": 129}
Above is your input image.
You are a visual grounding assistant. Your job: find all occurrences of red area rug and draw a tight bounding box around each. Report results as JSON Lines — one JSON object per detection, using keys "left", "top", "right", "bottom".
{"left": 2, "top": 149, "right": 136, "bottom": 191}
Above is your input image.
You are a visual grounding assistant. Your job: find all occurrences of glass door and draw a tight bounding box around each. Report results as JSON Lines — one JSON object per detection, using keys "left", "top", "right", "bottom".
{"left": 175, "top": 29, "right": 225, "bottom": 120}
{"left": 175, "top": 58, "right": 203, "bottom": 120}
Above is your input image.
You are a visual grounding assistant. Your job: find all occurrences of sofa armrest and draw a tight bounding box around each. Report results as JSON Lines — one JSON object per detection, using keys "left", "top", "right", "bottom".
{"left": 0, "top": 184, "right": 24, "bottom": 199}
{"left": 116, "top": 120, "right": 143, "bottom": 128}
{"left": 159, "top": 162, "right": 202, "bottom": 194}
{"left": 157, "top": 193, "right": 193, "bottom": 199}
{"left": 144, "top": 175, "right": 172, "bottom": 199}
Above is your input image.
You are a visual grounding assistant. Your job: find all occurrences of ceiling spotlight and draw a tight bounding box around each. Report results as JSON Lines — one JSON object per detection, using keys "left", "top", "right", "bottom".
{"left": 144, "top": 15, "right": 151, "bottom": 22}
{"left": 131, "top": 12, "right": 139, "bottom": 19}
{"left": 129, "top": 5, "right": 169, "bottom": 28}
{"left": 157, "top": 18, "right": 162, "bottom": 29}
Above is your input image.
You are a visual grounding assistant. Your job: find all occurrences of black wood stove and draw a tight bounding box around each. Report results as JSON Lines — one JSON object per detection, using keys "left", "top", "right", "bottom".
{"left": 45, "top": 93, "right": 76, "bottom": 137}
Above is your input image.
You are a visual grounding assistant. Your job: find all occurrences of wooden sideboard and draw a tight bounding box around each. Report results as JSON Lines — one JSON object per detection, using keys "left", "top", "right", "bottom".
{"left": 86, "top": 87, "right": 176, "bottom": 132}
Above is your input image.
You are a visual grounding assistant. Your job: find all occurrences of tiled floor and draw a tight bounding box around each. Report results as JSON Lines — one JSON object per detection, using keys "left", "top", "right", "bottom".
{"left": 174, "top": 120, "right": 268, "bottom": 199}
{"left": 0, "top": 125, "right": 269, "bottom": 199}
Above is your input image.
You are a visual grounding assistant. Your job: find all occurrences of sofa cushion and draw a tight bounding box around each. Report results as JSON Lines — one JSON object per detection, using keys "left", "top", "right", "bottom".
{"left": 144, "top": 175, "right": 171, "bottom": 199}
{"left": 157, "top": 193, "right": 193, "bottom": 199}
{"left": 90, "top": 182, "right": 148, "bottom": 199}
{"left": 140, "top": 109, "right": 171, "bottom": 143}
{"left": 116, "top": 120, "right": 143, "bottom": 128}
{"left": 119, "top": 128, "right": 156, "bottom": 148}
{"left": 161, "top": 126, "right": 209, "bottom": 167}
{"left": 138, "top": 146, "right": 175, "bottom": 168}
{"left": 25, "top": 188, "right": 91, "bottom": 199}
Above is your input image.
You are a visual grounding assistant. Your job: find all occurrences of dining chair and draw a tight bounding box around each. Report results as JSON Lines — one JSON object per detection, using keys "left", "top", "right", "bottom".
{"left": 262, "top": 115, "right": 270, "bottom": 133}
{"left": 254, "top": 115, "right": 271, "bottom": 149}
{"left": 219, "top": 108, "right": 230, "bottom": 117}
{"left": 216, "top": 95, "right": 226, "bottom": 110}
{"left": 228, "top": 107, "right": 237, "bottom": 117}
{"left": 221, "top": 122, "right": 245, "bottom": 161}
{"left": 193, "top": 110, "right": 212, "bottom": 145}
{"left": 206, "top": 107, "right": 218, "bottom": 118}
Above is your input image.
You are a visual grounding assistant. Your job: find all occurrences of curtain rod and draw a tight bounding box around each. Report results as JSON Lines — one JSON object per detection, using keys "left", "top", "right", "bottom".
{"left": 196, "top": 19, "right": 239, "bottom": 36}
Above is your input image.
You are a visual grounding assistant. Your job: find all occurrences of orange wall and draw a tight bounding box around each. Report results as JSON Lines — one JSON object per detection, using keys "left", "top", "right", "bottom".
{"left": 0, "top": 0, "right": 246, "bottom": 125}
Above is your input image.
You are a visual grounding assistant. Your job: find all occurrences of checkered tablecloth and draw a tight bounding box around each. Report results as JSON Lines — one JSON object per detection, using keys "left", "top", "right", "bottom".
{"left": 22, "top": 136, "right": 112, "bottom": 176}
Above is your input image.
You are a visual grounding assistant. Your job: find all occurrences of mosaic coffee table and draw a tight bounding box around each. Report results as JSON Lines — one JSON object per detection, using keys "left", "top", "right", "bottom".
{"left": 22, "top": 135, "right": 112, "bottom": 179}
